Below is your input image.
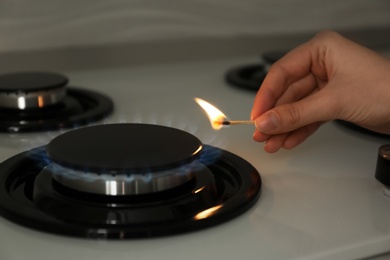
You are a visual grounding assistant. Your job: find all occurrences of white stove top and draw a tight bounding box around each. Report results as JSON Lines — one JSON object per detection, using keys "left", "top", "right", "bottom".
{"left": 0, "top": 55, "right": 390, "bottom": 260}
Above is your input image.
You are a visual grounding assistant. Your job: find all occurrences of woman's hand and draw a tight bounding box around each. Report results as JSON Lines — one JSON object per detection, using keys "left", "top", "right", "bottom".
{"left": 251, "top": 30, "right": 390, "bottom": 153}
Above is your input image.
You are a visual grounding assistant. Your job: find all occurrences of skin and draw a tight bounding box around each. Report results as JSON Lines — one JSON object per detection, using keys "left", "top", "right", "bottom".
{"left": 251, "top": 30, "right": 390, "bottom": 153}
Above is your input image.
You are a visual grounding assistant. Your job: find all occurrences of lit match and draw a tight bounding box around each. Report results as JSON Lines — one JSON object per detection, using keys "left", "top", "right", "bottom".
{"left": 220, "top": 120, "right": 254, "bottom": 126}
{"left": 194, "top": 98, "right": 254, "bottom": 130}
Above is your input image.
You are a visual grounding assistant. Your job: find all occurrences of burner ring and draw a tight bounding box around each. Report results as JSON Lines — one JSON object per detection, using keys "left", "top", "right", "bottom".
{"left": 45, "top": 124, "right": 204, "bottom": 195}
{"left": 0, "top": 87, "right": 66, "bottom": 109}
{"left": 47, "top": 161, "right": 204, "bottom": 195}
{"left": 225, "top": 51, "right": 285, "bottom": 91}
{"left": 225, "top": 64, "right": 266, "bottom": 91}
{"left": 0, "top": 72, "right": 68, "bottom": 109}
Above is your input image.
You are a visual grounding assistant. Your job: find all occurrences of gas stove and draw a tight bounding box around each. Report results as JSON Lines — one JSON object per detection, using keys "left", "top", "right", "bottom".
{"left": 0, "top": 54, "right": 390, "bottom": 260}
{"left": 0, "top": 123, "right": 260, "bottom": 238}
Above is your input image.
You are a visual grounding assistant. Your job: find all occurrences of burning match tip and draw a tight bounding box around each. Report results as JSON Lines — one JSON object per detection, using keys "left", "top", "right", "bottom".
{"left": 217, "top": 120, "right": 254, "bottom": 126}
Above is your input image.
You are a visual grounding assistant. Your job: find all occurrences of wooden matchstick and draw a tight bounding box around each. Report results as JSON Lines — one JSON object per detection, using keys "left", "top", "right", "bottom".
{"left": 219, "top": 120, "right": 254, "bottom": 126}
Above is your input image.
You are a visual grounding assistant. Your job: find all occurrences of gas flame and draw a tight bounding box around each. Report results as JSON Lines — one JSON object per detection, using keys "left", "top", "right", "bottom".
{"left": 195, "top": 98, "right": 227, "bottom": 130}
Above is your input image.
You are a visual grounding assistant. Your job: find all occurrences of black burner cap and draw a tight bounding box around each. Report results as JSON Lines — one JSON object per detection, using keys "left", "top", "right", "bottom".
{"left": 0, "top": 72, "right": 68, "bottom": 92}
{"left": 46, "top": 124, "right": 203, "bottom": 172}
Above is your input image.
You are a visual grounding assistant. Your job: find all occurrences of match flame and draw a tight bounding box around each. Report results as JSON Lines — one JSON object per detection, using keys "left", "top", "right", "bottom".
{"left": 195, "top": 98, "right": 227, "bottom": 130}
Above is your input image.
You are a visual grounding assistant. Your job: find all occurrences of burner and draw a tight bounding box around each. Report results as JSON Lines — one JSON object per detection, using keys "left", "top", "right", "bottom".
{"left": 0, "top": 124, "right": 261, "bottom": 239}
{"left": 0, "top": 71, "right": 113, "bottom": 132}
{"left": 0, "top": 72, "right": 67, "bottom": 109}
{"left": 46, "top": 124, "right": 203, "bottom": 195}
{"left": 225, "top": 64, "right": 267, "bottom": 90}
{"left": 225, "top": 51, "right": 285, "bottom": 91}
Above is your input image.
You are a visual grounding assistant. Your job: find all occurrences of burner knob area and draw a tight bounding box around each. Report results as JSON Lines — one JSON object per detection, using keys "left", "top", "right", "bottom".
{"left": 375, "top": 144, "right": 390, "bottom": 197}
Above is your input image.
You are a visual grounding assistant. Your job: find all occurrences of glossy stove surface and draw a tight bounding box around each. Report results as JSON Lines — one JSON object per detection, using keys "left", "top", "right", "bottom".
{"left": 0, "top": 56, "right": 390, "bottom": 260}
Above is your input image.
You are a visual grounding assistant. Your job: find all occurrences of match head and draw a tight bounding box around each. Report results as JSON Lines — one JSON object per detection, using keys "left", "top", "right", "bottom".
{"left": 212, "top": 120, "right": 230, "bottom": 127}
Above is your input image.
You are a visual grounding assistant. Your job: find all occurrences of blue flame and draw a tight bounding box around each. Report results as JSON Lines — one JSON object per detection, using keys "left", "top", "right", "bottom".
{"left": 198, "top": 145, "right": 222, "bottom": 166}
{"left": 25, "top": 146, "right": 51, "bottom": 167}
{"left": 44, "top": 159, "right": 196, "bottom": 184}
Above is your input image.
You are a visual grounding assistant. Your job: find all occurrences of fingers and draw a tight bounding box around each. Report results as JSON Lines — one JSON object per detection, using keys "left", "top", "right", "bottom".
{"left": 274, "top": 73, "right": 319, "bottom": 107}
{"left": 250, "top": 31, "right": 353, "bottom": 152}
{"left": 251, "top": 38, "right": 325, "bottom": 120}
{"left": 263, "top": 133, "right": 289, "bottom": 153}
{"left": 254, "top": 89, "right": 336, "bottom": 135}
{"left": 253, "top": 130, "right": 270, "bottom": 142}
{"left": 282, "top": 122, "right": 322, "bottom": 149}
{"left": 255, "top": 123, "right": 322, "bottom": 153}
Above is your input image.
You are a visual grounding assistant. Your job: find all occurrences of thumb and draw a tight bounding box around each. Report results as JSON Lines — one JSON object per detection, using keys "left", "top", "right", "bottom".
{"left": 254, "top": 93, "right": 335, "bottom": 134}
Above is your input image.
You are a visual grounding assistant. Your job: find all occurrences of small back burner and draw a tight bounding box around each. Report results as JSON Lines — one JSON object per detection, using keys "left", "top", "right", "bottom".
{"left": 0, "top": 72, "right": 67, "bottom": 109}
{"left": 225, "top": 51, "right": 285, "bottom": 91}
{"left": 0, "top": 71, "right": 113, "bottom": 132}
{"left": 0, "top": 123, "right": 261, "bottom": 239}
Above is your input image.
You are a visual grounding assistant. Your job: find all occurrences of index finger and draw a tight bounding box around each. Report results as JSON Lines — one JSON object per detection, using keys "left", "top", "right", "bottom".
{"left": 251, "top": 39, "right": 323, "bottom": 120}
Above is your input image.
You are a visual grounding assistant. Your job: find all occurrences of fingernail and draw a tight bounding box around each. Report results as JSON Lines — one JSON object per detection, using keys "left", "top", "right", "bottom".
{"left": 255, "top": 112, "right": 279, "bottom": 133}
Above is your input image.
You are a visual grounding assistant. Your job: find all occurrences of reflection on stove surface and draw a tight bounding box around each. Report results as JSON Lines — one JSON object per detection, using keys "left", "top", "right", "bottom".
{"left": 0, "top": 123, "right": 261, "bottom": 239}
